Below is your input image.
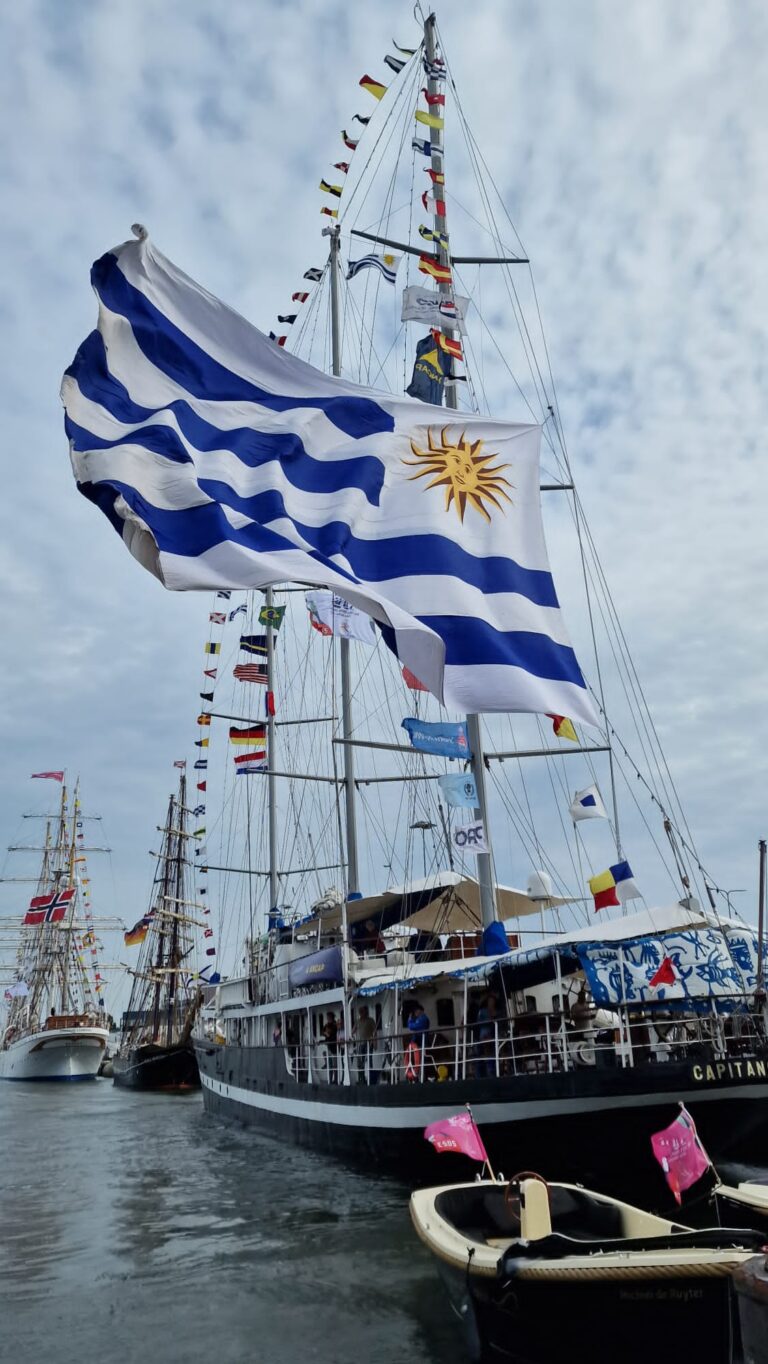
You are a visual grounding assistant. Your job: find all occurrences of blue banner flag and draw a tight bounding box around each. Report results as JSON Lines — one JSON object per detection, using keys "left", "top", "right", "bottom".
{"left": 406, "top": 332, "right": 450, "bottom": 405}
{"left": 62, "top": 229, "right": 597, "bottom": 724}
{"left": 438, "top": 772, "right": 477, "bottom": 808}
{"left": 402, "top": 718, "right": 471, "bottom": 759}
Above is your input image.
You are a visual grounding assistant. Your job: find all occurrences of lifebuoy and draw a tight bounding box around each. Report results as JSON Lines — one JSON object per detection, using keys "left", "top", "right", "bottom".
{"left": 404, "top": 1041, "right": 421, "bottom": 1081}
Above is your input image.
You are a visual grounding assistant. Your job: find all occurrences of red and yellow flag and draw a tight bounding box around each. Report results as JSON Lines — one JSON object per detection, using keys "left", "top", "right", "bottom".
{"left": 548, "top": 714, "right": 578, "bottom": 743}
{"left": 427, "top": 168, "right": 445, "bottom": 186}
{"left": 320, "top": 206, "right": 338, "bottom": 219}
{"left": 360, "top": 74, "right": 387, "bottom": 100}
{"left": 418, "top": 254, "right": 452, "bottom": 283}
{"left": 431, "top": 329, "right": 463, "bottom": 360}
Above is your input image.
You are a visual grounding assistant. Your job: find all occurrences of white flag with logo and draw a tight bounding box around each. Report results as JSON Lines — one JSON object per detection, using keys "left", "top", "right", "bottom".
{"left": 569, "top": 785, "right": 608, "bottom": 822}
{"left": 305, "top": 590, "right": 377, "bottom": 645}
{"left": 401, "top": 284, "right": 470, "bottom": 334}
{"left": 452, "top": 820, "right": 488, "bottom": 855}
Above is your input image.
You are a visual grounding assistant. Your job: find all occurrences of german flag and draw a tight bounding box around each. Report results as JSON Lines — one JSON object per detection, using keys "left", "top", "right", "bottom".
{"left": 319, "top": 179, "right": 343, "bottom": 198}
{"left": 547, "top": 714, "right": 578, "bottom": 743}
{"left": 359, "top": 74, "right": 387, "bottom": 100}
{"left": 124, "top": 914, "right": 152, "bottom": 947}
{"left": 431, "top": 329, "right": 463, "bottom": 360}
{"left": 418, "top": 254, "right": 452, "bottom": 283}
{"left": 229, "top": 724, "right": 267, "bottom": 745}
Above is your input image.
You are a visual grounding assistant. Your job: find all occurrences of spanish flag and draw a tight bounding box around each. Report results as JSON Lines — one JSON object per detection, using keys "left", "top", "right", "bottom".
{"left": 418, "top": 254, "right": 452, "bottom": 283}
{"left": 548, "top": 714, "right": 577, "bottom": 743}
{"left": 415, "top": 109, "right": 444, "bottom": 131}
{"left": 319, "top": 179, "right": 343, "bottom": 198}
{"left": 229, "top": 724, "right": 267, "bottom": 745}
{"left": 431, "top": 329, "right": 463, "bottom": 360}
{"left": 360, "top": 74, "right": 387, "bottom": 100}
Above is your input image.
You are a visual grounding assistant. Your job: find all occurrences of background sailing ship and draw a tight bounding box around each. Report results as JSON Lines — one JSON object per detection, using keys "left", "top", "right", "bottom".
{"left": 113, "top": 768, "right": 202, "bottom": 1090}
{"left": 0, "top": 776, "right": 111, "bottom": 1080}
{"left": 60, "top": 11, "right": 768, "bottom": 1198}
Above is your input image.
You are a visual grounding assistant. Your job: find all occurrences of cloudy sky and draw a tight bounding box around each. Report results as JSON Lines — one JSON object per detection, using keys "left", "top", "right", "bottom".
{"left": 1, "top": 0, "right": 766, "bottom": 1010}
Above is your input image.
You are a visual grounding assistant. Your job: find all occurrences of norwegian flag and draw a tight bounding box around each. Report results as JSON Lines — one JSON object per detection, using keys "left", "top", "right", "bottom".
{"left": 24, "top": 888, "right": 75, "bottom": 925}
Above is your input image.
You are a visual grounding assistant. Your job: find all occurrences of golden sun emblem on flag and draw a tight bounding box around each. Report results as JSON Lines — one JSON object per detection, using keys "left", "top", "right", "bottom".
{"left": 404, "top": 427, "right": 513, "bottom": 523}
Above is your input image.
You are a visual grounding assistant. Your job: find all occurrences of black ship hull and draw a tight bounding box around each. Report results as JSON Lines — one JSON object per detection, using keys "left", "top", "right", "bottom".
{"left": 438, "top": 1257, "right": 740, "bottom": 1364}
{"left": 196, "top": 1040, "right": 768, "bottom": 1206}
{"left": 113, "top": 1042, "right": 200, "bottom": 1092}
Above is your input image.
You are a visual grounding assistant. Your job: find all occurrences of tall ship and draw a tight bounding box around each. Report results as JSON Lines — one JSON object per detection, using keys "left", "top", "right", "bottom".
{"left": 62, "top": 14, "right": 768, "bottom": 1195}
{"left": 0, "top": 776, "right": 110, "bottom": 1081}
{"left": 112, "top": 768, "right": 202, "bottom": 1091}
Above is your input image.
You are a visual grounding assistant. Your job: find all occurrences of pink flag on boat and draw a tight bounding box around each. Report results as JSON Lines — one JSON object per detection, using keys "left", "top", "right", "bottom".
{"left": 650, "top": 1105, "right": 711, "bottom": 1204}
{"left": 424, "top": 1112, "right": 489, "bottom": 1163}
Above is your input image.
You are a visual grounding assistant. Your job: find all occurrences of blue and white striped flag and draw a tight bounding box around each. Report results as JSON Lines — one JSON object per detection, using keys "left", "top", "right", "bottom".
{"left": 61, "top": 228, "right": 597, "bottom": 723}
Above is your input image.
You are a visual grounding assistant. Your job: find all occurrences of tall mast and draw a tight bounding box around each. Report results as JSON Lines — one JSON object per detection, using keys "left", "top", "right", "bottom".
{"left": 60, "top": 781, "right": 79, "bottom": 1013}
{"left": 151, "top": 791, "right": 174, "bottom": 1039}
{"left": 166, "top": 771, "right": 185, "bottom": 1045}
{"left": 329, "top": 225, "right": 360, "bottom": 897}
{"left": 265, "top": 587, "right": 279, "bottom": 912}
{"left": 424, "top": 12, "right": 497, "bottom": 929}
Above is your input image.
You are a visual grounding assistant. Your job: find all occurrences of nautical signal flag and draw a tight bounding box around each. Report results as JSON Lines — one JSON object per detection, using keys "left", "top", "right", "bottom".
{"left": 197, "top": 781, "right": 206, "bottom": 791}
{"left": 422, "top": 88, "right": 445, "bottom": 107}
{"left": 319, "top": 180, "right": 343, "bottom": 199}
{"left": 277, "top": 313, "right": 297, "bottom": 325}
{"left": 412, "top": 137, "right": 439, "bottom": 157}
{"left": 195, "top": 738, "right": 209, "bottom": 749}
{"left": 419, "top": 224, "right": 449, "bottom": 251}
{"left": 259, "top": 604, "right": 286, "bottom": 629}
{"left": 269, "top": 331, "right": 288, "bottom": 344}
{"left": 217, "top": 590, "right": 232, "bottom": 599}
{"left": 240, "top": 634, "right": 268, "bottom": 654}
{"left": 427, "top": 168, "right": 445, "bottom": 186}
{"left": 304, "top": 267, "right": 323, "bottom": 282}
{"left": 173, "top": 759, "right": 186, "bottom": 769}
{"left": 384, "top": 54, "right": 406, "bottom": 74}
{"left": 589, "top": 861, "right": 641, "bottom": 912}
{"left": 209, "top": 611, "right": 226, "bottom": 623}
{"left": 124, "top": 914, "right": 152, "bottom": 947}
{"left": 548, "top": 714, "right": 577, "bottom": 742}
{"left": 352, "top": 113, "right": 370, "bottom": 126}
{"left": 265, "top": 690, "right": 276, "bottom": 717}
{"left": 24, "top": 889, "right": 75, "bottom": 925}
{"left": 194, "top": 759, "right": 207, "bottom": 770}
{"left": 31, "top": 771, "right": 64, "bottom": 782}
{"left": 421, "top": 191, "right": 447, "bottom": 216}
{"left": 415, "top": 109, "right": 444, "bottom": 131}
{"left": 569, "top": 785, "right": 608, "bottom": 822}
{"left": 197, "top": 713, "right": 211, "bottom": 726}
{"left": 200, "top": 694, "right": 213, "bottom": 703}
{"left": 341, "top": 130, "right": 359, "bottom": 150}
{"left": 418, "top": 254, "right": 452, "bottom": 283}
{"left": 333, "top": 163, "right": 349, "bottom": 175}
{"left": 229, "top": 725, "right": 266, "bottom": 745}
{"left": 234, "top": 750, "right": 266, "bottom": 766}
{"left": 233, "top": 663, "right": 268, "bottom": 684}
{"left": 204, "top": 642, "right": 220, "bottom": 655}
{"left": 320, "top": 208, "right": 338, "bottom": 219}
{"left": 236, "top": 764, "right": 267, "bottom": 776}
{"left": 203, "top": 668, "right": 217, "bottom": 680}
{"left": 359, "top": 74, "right": 387, "bottom": 100}
{"left": 431, "top": 329, "right": 463, "bottom": 360}
{"left": 292, "top": 291, "right": 309, "bottom": 303}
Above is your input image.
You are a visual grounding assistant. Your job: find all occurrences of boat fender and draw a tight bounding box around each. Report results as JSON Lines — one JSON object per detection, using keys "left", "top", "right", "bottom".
{"left": 404, "top": 1041, "right": 420, "bottom": 1080}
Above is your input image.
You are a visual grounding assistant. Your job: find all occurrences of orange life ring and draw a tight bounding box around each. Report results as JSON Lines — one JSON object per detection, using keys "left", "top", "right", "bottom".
{"left": 404, "top": 1041, "right": 421, "bottom": 1081}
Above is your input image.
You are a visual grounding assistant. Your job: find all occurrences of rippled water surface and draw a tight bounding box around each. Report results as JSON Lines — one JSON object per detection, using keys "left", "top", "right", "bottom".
{"left": 0, "top": 1082, "right": 465, "bottom": 1364}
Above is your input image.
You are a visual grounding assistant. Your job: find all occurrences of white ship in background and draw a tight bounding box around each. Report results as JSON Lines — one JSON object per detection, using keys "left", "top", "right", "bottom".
{"left": 0, "top": 778, "right": 110, "bottom": 1081}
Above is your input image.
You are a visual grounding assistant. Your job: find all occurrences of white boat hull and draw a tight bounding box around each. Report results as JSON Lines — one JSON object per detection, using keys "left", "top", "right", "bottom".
{"left": 0, "top": 1026, "right": 109, "bottom": 1081}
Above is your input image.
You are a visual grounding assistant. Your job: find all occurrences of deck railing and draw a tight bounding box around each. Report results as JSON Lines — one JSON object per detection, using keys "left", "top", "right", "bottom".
{"left": 279, "top": 1006, "right": 768, "bottom": 1086}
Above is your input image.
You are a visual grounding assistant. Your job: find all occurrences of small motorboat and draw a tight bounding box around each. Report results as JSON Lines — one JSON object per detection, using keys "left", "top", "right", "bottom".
{"left": 411, "top": 1173, "right": 767, "bottom": 1364}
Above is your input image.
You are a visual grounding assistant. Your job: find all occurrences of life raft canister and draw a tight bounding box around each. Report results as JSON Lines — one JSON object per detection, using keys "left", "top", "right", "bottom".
{"left": 404, "top": 1041, "right": 421, "bottom": 1080}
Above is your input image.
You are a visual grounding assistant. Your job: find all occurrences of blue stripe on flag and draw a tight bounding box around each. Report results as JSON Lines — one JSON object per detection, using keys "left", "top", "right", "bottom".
{"left": 66, "top": 413, "right": 385, "bottom": 502}
{"left": 90, "top": 252, "right": 394, "bottom": 441}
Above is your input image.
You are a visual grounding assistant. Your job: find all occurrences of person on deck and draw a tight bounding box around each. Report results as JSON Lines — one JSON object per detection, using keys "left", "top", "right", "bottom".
{"left": 322, "top": 1012, "right": 339, "bottom": 1083}
{"left": 474, "top": 994, "right": 498, "bottom": 1078}
{"left": 354, "top": 1005, "right": 378, "bottom": 1083}
{"left": 404, "top": 1002, "right": 430, "bottom": 1082}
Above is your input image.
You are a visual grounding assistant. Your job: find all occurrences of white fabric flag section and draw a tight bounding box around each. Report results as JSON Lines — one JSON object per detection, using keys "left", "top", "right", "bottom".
{"left": 452, "top": 821, "right": 488, "bottom": 855}
{"left": 305, "top": 590, "right": 376, "bottom": 645}
{"left": 401, "top": 284, "right": 470, "bottom": 334}
{"left": 61, "top": 228, "right": 598, "bottom": 722}
{"left": 569, "top": 784, "right": 608, "bottom": 822}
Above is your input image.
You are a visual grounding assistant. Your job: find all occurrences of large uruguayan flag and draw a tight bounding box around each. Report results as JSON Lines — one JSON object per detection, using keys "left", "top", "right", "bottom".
{"left": 61, "top": 227, "right": 597, "bottom": 722}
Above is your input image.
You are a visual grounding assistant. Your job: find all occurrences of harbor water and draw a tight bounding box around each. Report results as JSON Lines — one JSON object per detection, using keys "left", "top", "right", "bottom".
{"left": 0, "top": 1081, "right": 464, "bottom": 1364}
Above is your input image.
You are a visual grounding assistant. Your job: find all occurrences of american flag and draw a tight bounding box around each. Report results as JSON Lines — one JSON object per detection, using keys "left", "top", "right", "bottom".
{"left": 233, "top": 664, "right": 268, "bottom": 684}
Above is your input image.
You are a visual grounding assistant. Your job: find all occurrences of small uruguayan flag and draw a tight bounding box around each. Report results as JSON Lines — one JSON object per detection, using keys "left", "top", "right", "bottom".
{"left": 61, "top": 227, "right": 597, "bottom": 722}
{"left": 346, "top": 252, "right": 401, "bottom": 285}
{"left": 569, "top": 784, "right": 608, "bottom": 822}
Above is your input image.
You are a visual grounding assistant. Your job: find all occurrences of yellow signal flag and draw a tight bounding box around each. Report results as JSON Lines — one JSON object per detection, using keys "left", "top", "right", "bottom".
{"left": 319, "top": 179, "right": 343, "bottom": 198}
{"left": 359, "top": 74, "right": 387, "bottom": 100}
{"left": 415, "top": 109, "right": 444, "bottom": 130}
